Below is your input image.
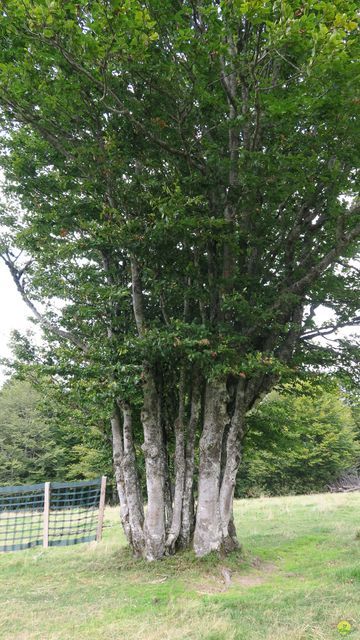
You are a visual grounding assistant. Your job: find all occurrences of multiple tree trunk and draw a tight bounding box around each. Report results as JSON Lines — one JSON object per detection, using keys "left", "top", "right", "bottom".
{"left": 110, "top": 363, "right": 259, "bottom": 559}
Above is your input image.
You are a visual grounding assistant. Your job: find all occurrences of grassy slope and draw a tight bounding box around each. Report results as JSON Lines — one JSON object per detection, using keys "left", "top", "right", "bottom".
{"left": 0, "top": 492, "right": 359, "bottom": 640}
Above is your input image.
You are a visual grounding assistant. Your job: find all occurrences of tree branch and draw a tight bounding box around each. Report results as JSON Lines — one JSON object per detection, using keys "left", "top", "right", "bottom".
{"left": 272, "top": 216, "right": 360, "bottom": 314}
{"left": 301, "top": 316, "right": 360, "bottom": 341}
{"left": 130, "top": 256, "right": 146, "bottom": 338}
{"left": 1, "top": 253, "right": 88, "bottom": 352}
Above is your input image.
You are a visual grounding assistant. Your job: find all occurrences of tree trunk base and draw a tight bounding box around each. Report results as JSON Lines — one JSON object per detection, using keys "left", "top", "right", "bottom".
{"left": 221, "top": 535, "right": 241, "bottom": 554}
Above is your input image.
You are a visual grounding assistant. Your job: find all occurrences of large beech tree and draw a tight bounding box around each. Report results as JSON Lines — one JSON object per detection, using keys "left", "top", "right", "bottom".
{"left": 0, "top": 0, "right": 359, "bottom": 559}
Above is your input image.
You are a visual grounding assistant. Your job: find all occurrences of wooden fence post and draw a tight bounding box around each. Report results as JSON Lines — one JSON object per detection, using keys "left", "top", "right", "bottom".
{"left": 43, "top": 482, "right": 50, "bottom": 548}
{"left": 96, "top": 476, "right": 107, "bottom": 543}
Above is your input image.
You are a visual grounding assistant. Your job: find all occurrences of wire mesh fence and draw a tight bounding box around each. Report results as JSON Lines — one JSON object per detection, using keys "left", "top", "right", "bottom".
{"left": 0, "top": 477, "right": 106, "bottom": 553}
{"left": 48, "top": 480, "right": 103, "bottom": 547}
{"left": 0, "top": 483, "right": 44, "bottom": 552}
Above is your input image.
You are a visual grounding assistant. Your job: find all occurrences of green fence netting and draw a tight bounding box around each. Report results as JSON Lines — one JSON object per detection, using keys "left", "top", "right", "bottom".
{"left": 48, "top": 479, "right": 101, "bottom": 547}
{"left": 0, "top": 478, "right": 103, "bottom": 552}
{"left": 0, "top": 483, "right": 44, "bottom": 552}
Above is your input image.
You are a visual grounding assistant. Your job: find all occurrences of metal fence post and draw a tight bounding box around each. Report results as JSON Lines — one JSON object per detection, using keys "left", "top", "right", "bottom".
{"left": 96, "top": 476, "right": 107, "bottom": 543}
{"left": 43, "top": 482, "right": 50, "bottom": 548}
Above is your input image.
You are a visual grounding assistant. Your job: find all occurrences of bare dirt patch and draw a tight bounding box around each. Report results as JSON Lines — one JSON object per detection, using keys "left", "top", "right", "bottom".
{"left": 191, "top": 559, "right": 278, "bottom": 595}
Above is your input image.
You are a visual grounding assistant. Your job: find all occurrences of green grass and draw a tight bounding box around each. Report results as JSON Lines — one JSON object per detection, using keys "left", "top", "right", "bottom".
{"left": 1, "top": 492, "right": 360, "bottom": 640}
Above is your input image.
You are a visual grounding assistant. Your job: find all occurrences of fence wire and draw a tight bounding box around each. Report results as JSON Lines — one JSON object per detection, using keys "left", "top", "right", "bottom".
{"left": 0, "top": 478, "right": 103, "bottom": 552}
{"left": 48, "top": 480, "right": 101, "bottom": 547}
{"left": 0, "top": 484, "right": 44, "bottom": 552}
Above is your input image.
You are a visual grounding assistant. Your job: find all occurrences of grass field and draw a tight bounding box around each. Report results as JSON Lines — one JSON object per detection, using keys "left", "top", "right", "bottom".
{"left": 1, "top": 492, "right": 359, "bottom": 640}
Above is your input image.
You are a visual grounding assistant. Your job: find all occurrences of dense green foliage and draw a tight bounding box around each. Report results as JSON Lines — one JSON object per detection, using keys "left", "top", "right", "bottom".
{"left": 0, "top": 377, "right": 112, "bottom": 487}
{"left": 0, "top": 0, "right": 358, "bottom": 399}
{"left": 0, "top": 379, "right": 64, "bottom": 485}
{"left": 237, "top": 386, "right": 360, "bottom": 497}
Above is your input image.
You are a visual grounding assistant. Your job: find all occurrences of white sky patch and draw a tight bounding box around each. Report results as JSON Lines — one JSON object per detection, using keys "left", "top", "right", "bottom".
{"left": 0, "top": 260, "right": 42, "bottom": 383}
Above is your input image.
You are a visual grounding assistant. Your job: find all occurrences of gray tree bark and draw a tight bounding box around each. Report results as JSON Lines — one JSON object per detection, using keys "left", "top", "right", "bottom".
{"left": 179, "top": 371, "right": 202, "bottom": 549}
{"left": 193, "top": 380, "right": 229, "bottom": 556}
{"left": 166, "top": 368, "right": 186, "bottom": 552}
{"left": 110, "top": 406, "right": 132, "bottom": 546}
{"left": 219, "top": 381, "right": 246, "bottom": 552}
{"left": 130, "top": 257, "right": 166, "bottom": 559}
{"left": 120, "top": 403, "right": 145, "bottom": 556}
{"left": 141, "top": 368, "right": 166, "bottom": 560}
